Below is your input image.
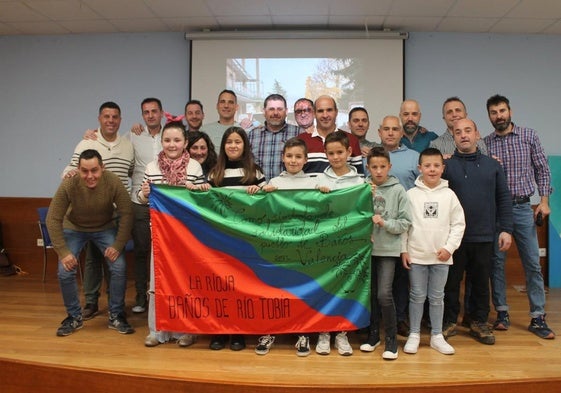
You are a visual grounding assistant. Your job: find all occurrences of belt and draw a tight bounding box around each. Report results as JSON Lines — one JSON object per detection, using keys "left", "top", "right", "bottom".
{"left": 513, "top": 196, "right": 530, "bottom": 204}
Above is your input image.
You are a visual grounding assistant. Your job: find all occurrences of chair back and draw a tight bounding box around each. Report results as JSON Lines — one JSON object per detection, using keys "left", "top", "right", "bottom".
{"left": 37, "top": 207, "right": 53, "bottom": 248}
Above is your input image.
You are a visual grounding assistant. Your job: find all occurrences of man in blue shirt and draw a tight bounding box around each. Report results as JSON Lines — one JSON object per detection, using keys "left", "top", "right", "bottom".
{"left": 399, "top": 99, "right": 438, "bottom": 153}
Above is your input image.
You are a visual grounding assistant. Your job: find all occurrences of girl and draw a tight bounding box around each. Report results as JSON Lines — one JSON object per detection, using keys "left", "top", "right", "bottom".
{"left": 138, "top": 121, "right": 204, "bottom": 347}
{"left": 205, "top": 126, "right": 266, "bottom": 351}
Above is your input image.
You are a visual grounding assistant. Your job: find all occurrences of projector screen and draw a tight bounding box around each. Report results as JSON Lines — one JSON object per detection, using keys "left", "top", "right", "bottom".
{"left": 191, "top": 39, "right": 404, "bottom": 142}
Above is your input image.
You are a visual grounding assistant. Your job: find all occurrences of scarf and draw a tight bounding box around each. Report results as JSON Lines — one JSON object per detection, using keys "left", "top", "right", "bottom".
{"left": 157, "top": 150, "right": 190, "bottom": 185}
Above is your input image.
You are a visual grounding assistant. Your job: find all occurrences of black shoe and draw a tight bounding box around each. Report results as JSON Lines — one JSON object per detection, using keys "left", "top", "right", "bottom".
{"left": 230, "top": 334, "right": 246, "bottom": 351}
{"left": 108, "top": 312, "right": 135, "bottom": 334}
{"left": 360, "top": 328, "right": 380, "bottom": 352}
{"left": 209, "top": 335, "right": 227, "bottom": 350}
{"left": 56, "top": 314, "right": 83, "bottom": 336}
{"left": 382, "top": 335, "right": 398, "bottom": 360}
{"left": 82, "top": 303, "right": 98, "bottom": 320}
{"left": 397, "top": 320, "right": 410, "bottom": 337}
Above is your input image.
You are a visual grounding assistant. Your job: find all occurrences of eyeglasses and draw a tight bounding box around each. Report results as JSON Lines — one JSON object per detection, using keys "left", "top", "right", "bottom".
{"left": 294, "top": 108, "right": 313, "bottom": 115}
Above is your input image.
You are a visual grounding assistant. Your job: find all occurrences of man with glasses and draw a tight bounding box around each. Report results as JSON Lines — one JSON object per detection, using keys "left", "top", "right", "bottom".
{"left": 293, "top": 98, "right": 315, "bottom": 134}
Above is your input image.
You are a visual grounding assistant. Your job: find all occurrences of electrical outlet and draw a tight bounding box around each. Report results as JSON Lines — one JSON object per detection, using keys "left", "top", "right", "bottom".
{"left": 539, "top": 248, "right": 546, "bottom": 257}
{"left": 37, "top": 239, "right": 44, "bottom": 247}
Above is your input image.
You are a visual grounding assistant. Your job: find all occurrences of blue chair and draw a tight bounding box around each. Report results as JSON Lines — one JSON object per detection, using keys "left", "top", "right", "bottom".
{"left": 37, "top": 207, "right": 83, "bottom": 283}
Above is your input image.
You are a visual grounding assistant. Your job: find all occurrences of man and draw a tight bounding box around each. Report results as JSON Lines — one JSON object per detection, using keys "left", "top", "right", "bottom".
{"left": 48, "top": 149, "right": 134, "bottom": 336}
{"left": 430, "top": 97, "right": 488, "bottom": 155}
{"left": 298, "top": 95, "right": 363, "bottom": 175}
{"left": 293, "top": 98, "right": 315, "bottom": 134}
{"left": 127, "top": 98, "right": 164, "bottom": 313}
{"left": 484, "top": 94, "right": 555, "bottom": 339}
{"left": 63, "top": 101, "right": 134, "bottom": 320}
{"left": 348, "top": 107, "right": 380, "bottom": 157}
{"left": 184, "top": 99, "right": 205, "bottom": 131}
{"left": 378, "top": 115, "right": 419, "bottom": 336}
{"left": 248, "top": 94, "right": 300, "bottom": 180}
{"left": 203, "top": 89, "right": 240, "bottom": 148}
{"left": 399, "top": 99, "right": 438, "bottom": 152}
{"left": 442, "top": 118, "right": 512, "bottom": 345}
{"left": 378, "top": 116, "right": 419, "bottom": 191}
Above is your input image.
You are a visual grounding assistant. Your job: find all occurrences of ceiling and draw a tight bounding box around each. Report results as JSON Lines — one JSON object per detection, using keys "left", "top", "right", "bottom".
{"left": 1, "top": 0, "right": 561, "bottom": 36}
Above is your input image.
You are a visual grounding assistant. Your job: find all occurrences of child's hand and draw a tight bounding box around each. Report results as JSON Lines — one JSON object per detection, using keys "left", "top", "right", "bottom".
{"left": 372, "top": 214, "right": 384, "bottom": 227}
{"left": 436, "top": 248, "right": 451, "bottom": 262}
{"left": 198, "top": 183, "right": 212, "bottom": 191}
{"left": 401, "top": 252, "right": 411, "bottom": 270}
{"left": 318, "top": 186, "right": 331, "bottom": 193}
{"left": 247, "top": 185, "right": 261, "bottom": 195}
{"left": 370, "top": 182, "right": 377, "bottom": 196}
{"left": 141, "top": 181, "right": 151, "bottom": 198}
{"left": 262, "top": 185, "right": 277, "bottom": 192}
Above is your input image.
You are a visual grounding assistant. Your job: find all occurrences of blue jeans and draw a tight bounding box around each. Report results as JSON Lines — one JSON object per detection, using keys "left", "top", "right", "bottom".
{"left": 58, "top": 228, "right": 127, "bottom": 317}
{"left": 491, "top": 202, "right": 546, "bottom": 317}
{"left": 372, "top": 256, "right": 397, "bottom": 337}
{"left": 408, "top": 264, "right": 449, "bottom": 335}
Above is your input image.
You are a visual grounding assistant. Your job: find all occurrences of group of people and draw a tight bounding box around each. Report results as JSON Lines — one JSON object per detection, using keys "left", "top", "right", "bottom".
{"left": 45, "top": 89, "right": 555, "bottom": 361}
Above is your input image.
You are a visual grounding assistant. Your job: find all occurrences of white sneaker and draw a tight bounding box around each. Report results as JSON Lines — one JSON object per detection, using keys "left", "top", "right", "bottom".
{"left": 315, "top": 332, "right": 331, "bottom": 355}
{"left": 177, "top": 334, "right": 196, "bottom": 347}
{"left": 334, "top": 332, "right": 353, "bottom": 356}
{"left": 404, "top": 333, "right": 420, "bottom": 354}
{"left": 430, "top": 334, "right": 455, "bottom": 355}
{"left": 295, "top": 335, "right": 310, "bottom": 357}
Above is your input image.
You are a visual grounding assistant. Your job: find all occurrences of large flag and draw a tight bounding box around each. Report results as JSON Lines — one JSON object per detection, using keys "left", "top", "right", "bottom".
{"left": 149, "top": 184, "right": 373, "bottom": 334}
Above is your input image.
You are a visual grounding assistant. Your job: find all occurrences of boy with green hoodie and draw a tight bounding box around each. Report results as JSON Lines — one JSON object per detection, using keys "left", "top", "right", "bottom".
{"left": 360, "top": 146, "right": 411, "bottom": 360}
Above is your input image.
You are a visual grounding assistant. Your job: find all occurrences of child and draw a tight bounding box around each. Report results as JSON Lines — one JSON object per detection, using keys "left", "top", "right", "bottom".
{"left": 256, "top": 138, "right": 319, "bottom": 357}
{"left": 401, "top": 148, "right": 465, "bottom": 355}
{"left": 315, "top": 130, "right": 364, "bottom": 356}
{"left": 138, "top": 121, "right": 204, "bottom": 348}
{"left": 204, "top": 126, "right": 266, "bottom": 351}
{"left": 360, "top": 146, "right": 410, "bottom": 360}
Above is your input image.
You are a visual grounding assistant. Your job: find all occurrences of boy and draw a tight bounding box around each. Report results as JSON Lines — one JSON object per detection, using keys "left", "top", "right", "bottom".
{"left": 315, "top": 131, "right": 364, "bottom": 356}
{"left": 359, "top": 147, "right": 410, "bottom": 360}
{"left": 256, "top": 137, "right": 319, "bottom": 357}
{"left": 401, "top": 148, "right": 465, "bottom": 355}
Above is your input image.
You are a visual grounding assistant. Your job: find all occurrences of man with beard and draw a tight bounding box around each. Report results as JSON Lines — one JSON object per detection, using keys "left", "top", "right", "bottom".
{"left": 247, "top": 93, "right": 300, "bottom": 180}
{"left": 484, "top": 94, "right": 555, "bottom": 339}
{"left": 184, "top": 99, "right": 205, "bottom": 131}
{"left": 399, "top": 99, "right": 438, "bottom": 152}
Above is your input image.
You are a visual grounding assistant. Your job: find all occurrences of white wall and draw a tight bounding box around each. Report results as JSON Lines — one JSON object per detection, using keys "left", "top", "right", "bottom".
{"left": 404, "top": 32, "right": 561, "bottom": 154}
{"left": 1, "top": 31, "right": 560, "bottom": 197}
{"left": 0, "top": 33, "right": 189, "bottom": 197}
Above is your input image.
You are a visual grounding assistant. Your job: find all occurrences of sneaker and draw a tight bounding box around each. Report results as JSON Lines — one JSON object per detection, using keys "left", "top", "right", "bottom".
{"left": 442, "top": 321, "right": 457, "bottom": 338}
{"left": 56, "top": 315, "right": 83, "bottom": 336}
{"left": 209, "top": 335, "right": 227, "bottom": 350}
{"left": 108, "top": 313, "right": 135, "bottom": 334}
{"left": 469, "top": 321, "right": 495, "bottom": 345}
{"left": 334, "top": 332, "right": 353, "bottom": 356}
{"left": 82, "top": 303, "right": 98, "bottom": 320}
{"left": 315, "top": 332, "right": 331, "bottom": 355}
{"left": 132, "top": 304, "right": 146, "bottom": 313}
{"left": 430, "top": 334, "right": 455, "bottom": 355}
{"left": 255, "top": 335, "right": 275, "bottom": 355}
{"left": 295, "top": 335, "right": 310, "bottom": 357}
{"left": 177, "top": 334, "right": 196, "bottom": 347}
{"left": 397, "top": 320, "right": 410, "bottom": 337}
{"left": 403, "top": 333, "right": 420, "bottom": 354}
{"left": 360, "top": 329, "right": 381, "bottom": 352}
{"left": 382, "top": 335, "right": 398, "bottom": 360}
{"left": 144, "top": 334, "right": 160, "bottom": 347}
{"left": 528, "top": 315, "right": 555, "bottom": 339}
{"left": 230, "top": 334, "right": 246, "bottom": 351}
{"left": 493, "top": 311, "right": 510, "bottom": 331}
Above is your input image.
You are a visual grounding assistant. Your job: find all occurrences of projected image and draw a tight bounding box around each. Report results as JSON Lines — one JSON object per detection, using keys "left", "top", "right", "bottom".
{"left": 226, "top": 58, "right": 365, "bottom": 128}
